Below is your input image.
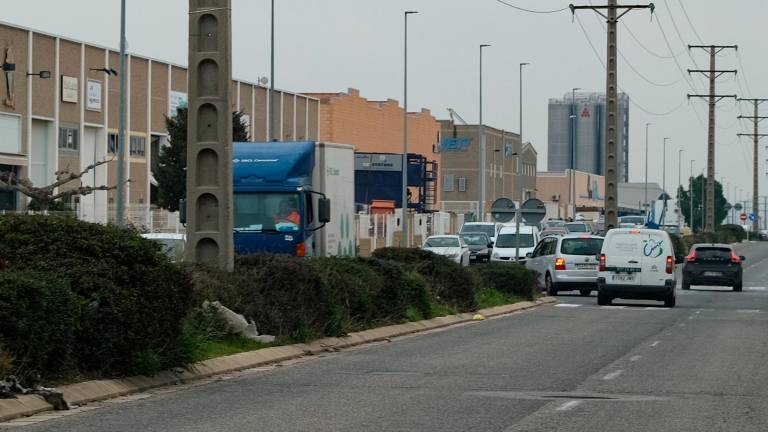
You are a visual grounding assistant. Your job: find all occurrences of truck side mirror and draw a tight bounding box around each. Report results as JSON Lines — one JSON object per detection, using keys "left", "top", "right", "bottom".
{"left": 319, "top": 198, "right": 331, "bottom": 223}
{"left": 179, "top": 199, "right": 187, "bottom": 224}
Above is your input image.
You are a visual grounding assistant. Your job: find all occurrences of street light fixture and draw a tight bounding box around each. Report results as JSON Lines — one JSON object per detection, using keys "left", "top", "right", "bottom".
{"left": 477, "top": 44, "right": 491, "bottom": 221}
{"left": 26, "top": 70, "right": 51, "bottom": 79}
{"left": 401, "top": 10, "right": 418, "bottom": 248}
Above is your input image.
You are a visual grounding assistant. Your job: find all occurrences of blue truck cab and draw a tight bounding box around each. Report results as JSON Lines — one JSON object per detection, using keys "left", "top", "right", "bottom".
{"left": 231, "top": 141, "right": 330, "bottom": 256}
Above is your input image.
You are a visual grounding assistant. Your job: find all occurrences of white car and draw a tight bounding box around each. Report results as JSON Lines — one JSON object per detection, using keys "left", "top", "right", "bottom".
{"left": 141, "top": 233, "right": 186, "bottom": 262}
{"left": 491, "top": 225, "right": 540, "bottom": 264}
{"left": 422, "top": 235, "right": 470, "bottom": 266}
{"left": 618, "top": 215, "right": 645, "bottom": 228}
{"left": 597, "top": 228, "right": 683, "bottom": 307}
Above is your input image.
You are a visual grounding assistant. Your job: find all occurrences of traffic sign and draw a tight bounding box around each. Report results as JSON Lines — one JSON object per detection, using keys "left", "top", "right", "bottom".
{"left": 521, "top": 198, "right": 547, "bottom": 225}
{"left": 490, "top": 198, "right": 516, "bottom": 223}
{"left": 724, "top": 203, "right": 733, "bottom": 212}
{"left": 749, "top": 213, "right": 758, "bottom": 222}
{"left": 734, "top": 203, "right": 744, "bottom": 212}
{"left": 740, "top": 213, "right": 748, "bottom": 222}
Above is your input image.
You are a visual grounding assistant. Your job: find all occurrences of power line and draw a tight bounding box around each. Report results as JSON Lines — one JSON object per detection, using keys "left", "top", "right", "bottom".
{"left": 574, "top": 14, "right": 685, "bottom": 117}
{"left": 622, "top": 21, "right": 686, "bottom": 60}
{"left": 662, "top": 0, "right": 702, "bottom": 70}
{"left": 491, "top": 0, "right": 569, "bottom": 14}
{"left": 677, "top": 0, "right": 704, "bottom": 44}
{"left": 736, "top": 52, "right": 754, "bottom": 98}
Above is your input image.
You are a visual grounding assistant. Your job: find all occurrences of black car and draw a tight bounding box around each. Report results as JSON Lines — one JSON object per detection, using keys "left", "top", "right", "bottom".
{"left": 682, "top": 243, "right": 745, "bottom": 291}
{"left": 460, "top": 232, "right": 492, "bottom": 263}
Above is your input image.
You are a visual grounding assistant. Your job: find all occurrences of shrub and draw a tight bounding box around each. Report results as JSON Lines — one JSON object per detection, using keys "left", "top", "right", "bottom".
{"left": 0, "top": 215, "right": 193, "bottom": 377}
{"left": 358, "top": 258, "right": 431, "bottom": 321}
{"left": 670, "top": 234, "right": 686, "bottom": 256}
{"left": 472, "top": 263, "right": 538, "bottom": 301}
{"left": 371, "top": 248, "right": 477, "bottom": 311}
{"left": 717, "top": 224, "right": 746, "bottom": 243}
{"left": 0, "top": 271, "right": 78, "bottom": 384}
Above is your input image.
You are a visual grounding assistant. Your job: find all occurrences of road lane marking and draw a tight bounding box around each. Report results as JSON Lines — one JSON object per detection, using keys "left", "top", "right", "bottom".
{"left": 650, "top": 341, "right": 661, "bottom": 347}
{"left": 555, "top": 303, "right": 582, "bottom": 308}
{"left": 746, "top": 287, "right": 766, "bottom": 291}
{"left": 630, "top": 355, "right": 642, "bottom": 362}
{"left": 600, "top": 305, "right": 626, "bottom": 309}
{"left": 602, "top": 370, "right": 623, "bottom": 380}
{"left": 556, "top": 400, "right": 582, "bottom": 411}
{"left": 736, "top": 309, "right": 762, "bottom": 313}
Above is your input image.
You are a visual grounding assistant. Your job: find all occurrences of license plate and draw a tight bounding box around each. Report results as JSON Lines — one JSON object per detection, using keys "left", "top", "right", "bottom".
{"left": 703, "top": 271, "right": 722, "bottom": 277}
{"left": 576, "top": 264, "right": 596, "bottom": 270}
{"left": 612, "top": 274, "right": 635, "bottom": 282}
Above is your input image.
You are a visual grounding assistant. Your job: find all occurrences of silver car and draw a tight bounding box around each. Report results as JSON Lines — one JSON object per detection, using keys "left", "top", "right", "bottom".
{"left": 525, "top": 234, "right": 605, "bottom": 297}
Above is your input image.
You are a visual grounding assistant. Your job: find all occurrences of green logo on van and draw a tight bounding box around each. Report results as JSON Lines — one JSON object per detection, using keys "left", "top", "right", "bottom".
{"left": 642, "top": 237, "right": 664, "bottom": 258}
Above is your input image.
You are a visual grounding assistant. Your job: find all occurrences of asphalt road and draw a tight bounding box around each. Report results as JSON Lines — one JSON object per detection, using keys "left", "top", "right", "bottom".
{"left": 9, "top": 242, "right": 768, "bottom": 432}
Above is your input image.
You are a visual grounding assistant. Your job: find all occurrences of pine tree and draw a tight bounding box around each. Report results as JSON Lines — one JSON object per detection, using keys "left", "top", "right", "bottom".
{"left": 156, "top": 108, "right": 250, "bottom": 212}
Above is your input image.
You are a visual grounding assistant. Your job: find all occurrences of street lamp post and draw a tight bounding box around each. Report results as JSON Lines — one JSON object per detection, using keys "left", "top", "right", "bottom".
{"left": 515, "top": 62, "right": 529, "bottom": 263}
{"left": 701, "top": 168, "right": 706, "bottom": 230}
{"left": 477, "top": 44, "right": 491, "bottom": 221}
{"left": 401, "top": 10, "right": 418, "bottom": 248}
{"left": 269, "top": 0, "right": 276, "bottom": 141}
{"left": 677, "top": 149, "right": 684, "bottom": 201}
{"left": 644, "top": 123, "right": 651, "bottom": 217}
{"left": 662, "top": 137, "right": 670, "bottom": 198}
{"left": 570, "top": 87, "right": 580, "bottom": 220}
{"left": 689, "top": 159, "right": 695, "bottom": 230}
{"left": 115, "top": 0, "right": 127, "bottom": 225}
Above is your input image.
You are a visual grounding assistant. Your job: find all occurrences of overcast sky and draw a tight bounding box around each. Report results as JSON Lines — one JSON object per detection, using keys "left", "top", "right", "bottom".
{"left": 6, "top": 0, "right": 767, "bottom": 202}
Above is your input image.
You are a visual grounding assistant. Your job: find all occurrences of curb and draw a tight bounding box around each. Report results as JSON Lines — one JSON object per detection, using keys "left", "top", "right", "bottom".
{"left": 0, "top": 297, "right": 556, "bottom": 422}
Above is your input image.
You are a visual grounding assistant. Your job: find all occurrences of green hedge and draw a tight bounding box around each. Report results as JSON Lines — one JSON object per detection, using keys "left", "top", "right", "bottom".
{"left": 472, "top": 263, "right": 538, "bottom": 301}
{"left": 0, "top": 215, "right": 192, "bottom": 379}
{"left": 371, "top": 248, "right": 477, "bottom": 310}
{"left": 0, "top": 271, "right": 78, "bottom": 381}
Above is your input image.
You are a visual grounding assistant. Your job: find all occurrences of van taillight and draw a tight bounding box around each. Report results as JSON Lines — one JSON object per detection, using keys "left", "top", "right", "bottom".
{"left": 599, "top": 254, "right": 606, "bottom": 272}
{"left": 296, "top": 242, "right": 306, "bottom": 257}
{"left": 730, "top": 251, "right": 741, "bottom": 264}
{"left": 666, "top": 256, "right": 674, "bottom": 274}
{"left": 555, "top": 257, "right": 566, "bottom": 271}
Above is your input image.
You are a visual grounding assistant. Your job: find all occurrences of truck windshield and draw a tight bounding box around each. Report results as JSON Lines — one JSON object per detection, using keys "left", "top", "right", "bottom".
{"left": 234, "top": 193, "right": 301, "bottom": 232}
{"left": 496, "top": 233, "right": 535, "bottom": 248}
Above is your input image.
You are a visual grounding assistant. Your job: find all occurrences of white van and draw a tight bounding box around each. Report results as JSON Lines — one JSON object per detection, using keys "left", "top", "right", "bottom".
{"left": 460, "top": 222, "right": 501, "bottom": 246}
{"left": 491, "top": 225, "right": 540, "bottom": 263}
{"left": 597, "top": 228, "right": 683, "bottom": 307}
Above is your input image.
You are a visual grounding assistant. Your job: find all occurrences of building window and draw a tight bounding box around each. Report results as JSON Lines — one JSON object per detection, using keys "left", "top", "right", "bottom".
{"left": 0, "top": 114, "right": 21, "bottom": 154}
{"left": 58, "top": 127, "right": 79, "bottom": 150}
{"left": 108, "top": 133, "right": 119, "bottom": 154}
{"left": 130, "top": 136, "right": 146, "bottom": 156}
{"left": 443, "top": 174, "right": 455, "bottom": 192}
{"left": 457, "top": 177, "right": 467, "bottom": 192}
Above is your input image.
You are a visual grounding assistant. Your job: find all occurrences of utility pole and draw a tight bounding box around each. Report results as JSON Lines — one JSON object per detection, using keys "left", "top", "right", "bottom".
{"left": 737, "top": 98, "right": 768, "bottom": 236}
{"left": 689, "top": 159, "right": 694, "bottom": 230}
{"left": 478, "top": 44, "right": 491, "bottom": 221}
{"left": 401, "top": 10, "right": 418, "bottom": 247}
{"left": 687, "top": 44, "right": 738, "bottom": 232}
{"left": 570, "top": 1, "right": 655, "bottom": 231}
{"left": 269, "top": 0, "right": 275, "bottom": 141}
{"left": 115, "top": 0, "right": 127, "bottom": 225}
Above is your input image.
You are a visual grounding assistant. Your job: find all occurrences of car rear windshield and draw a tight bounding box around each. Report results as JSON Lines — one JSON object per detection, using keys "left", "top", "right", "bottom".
{"left": 561, "top": 238, "right": 604, "bottom": 256}
{"left": 565, "top": 223, "right": 589, "bottom": 233}
{"left": 425, "top": 238, "right": 460, "bottom": 248}
{"left": 694, "top": 247, "right": 732, "bottom": 261}
{"left": 495, "top": 233, "right": 535, "bottom": 248}
{"left": 461, "top": 224, "right": 496, "bottom": 238}
{"left": 461, "top": 233, "right": 489, "bottom": 246}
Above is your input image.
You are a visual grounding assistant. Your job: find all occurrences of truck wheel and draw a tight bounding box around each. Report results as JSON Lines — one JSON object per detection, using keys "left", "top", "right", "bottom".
{"left": 545, "top": 273, "right": 557, "bottom": 296}
{"left": 733, "top": 283, "right": 743, "bottom": 292}
{"left": 597, "top": 292, "right": 611, "bottom": 306}
{"left": 682, "top": 279, "right": 691, "bottom": 290}
{"left": 664, "top": 295, "right": 676, "bottom": 308}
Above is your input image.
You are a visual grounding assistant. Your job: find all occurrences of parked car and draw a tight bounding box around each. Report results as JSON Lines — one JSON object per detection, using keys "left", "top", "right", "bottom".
{"left": 459, "top": 222, "right": 501, "bottom": 246}
{"left": 541, "top": 227, "right": 569, "bottom": 238}
{"left": 544, "top": 219, "right": 566, "bottom": 229}
{"left": 460, "top": 232, "right": 493, "bottom": 263}
{"left": 491, "top": 225, "right": 540, "bottom": 264}
{"left": 422, "top": 235, "right": 470, "bottom": 266}
{"left": 661, "top": 224, "right": 681, "bottom": 236}
{"left": 682, "top": 244, "right": 745, "bottom": 291}
{"left": 564, "top": 222, "right": 591, "bottom": 234}
{"left": 141, "top": 233, "right": 186, "bottom": 262}
{"left": 526, "top": 234, "right": 605, "bottom": 296}
{"left": 597, "top": 228, "right": 683, "bottom": 307}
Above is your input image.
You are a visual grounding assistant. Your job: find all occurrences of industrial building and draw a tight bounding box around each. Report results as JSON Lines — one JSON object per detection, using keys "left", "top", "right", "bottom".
{"left": 438, "top": 120, "right": 537, "bottom": 216}
{"left": 547, "top": 92, "right": 630, "bottom": 182}
{"left": 0, "top": 20, "right": 319, "bottom": 227}
{"left": 536, "top": 170, "right": 605, "bottom": 220}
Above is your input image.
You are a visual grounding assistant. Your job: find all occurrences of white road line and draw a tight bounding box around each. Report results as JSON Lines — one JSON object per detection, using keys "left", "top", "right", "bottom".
{"left": 555, "top": 304, "right": 582, "bottom": 308}
{"left": 556, "top": 400, "right": 582, "bottom": 411}
{"left": 630, "top": 355, "right": 642, "bottom": 362}
{"left": 650, "top": 341, "right": 661, "bottom": 347}
{"left": 736, "top": 309, "right": 762, "bottom": 313}
{"left": 600, "top": 305, "right": 626, "bottom": 309}
{"left": 602, "top": 370, "right": 623, "bottom": 380}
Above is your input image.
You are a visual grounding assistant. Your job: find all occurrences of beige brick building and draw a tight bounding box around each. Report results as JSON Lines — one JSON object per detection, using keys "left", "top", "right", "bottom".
{"left": 536, "top": 170, "right": 605, "bottom": 220}
{"left": 0, "top": 20, "right": 319, "bottom": 226}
